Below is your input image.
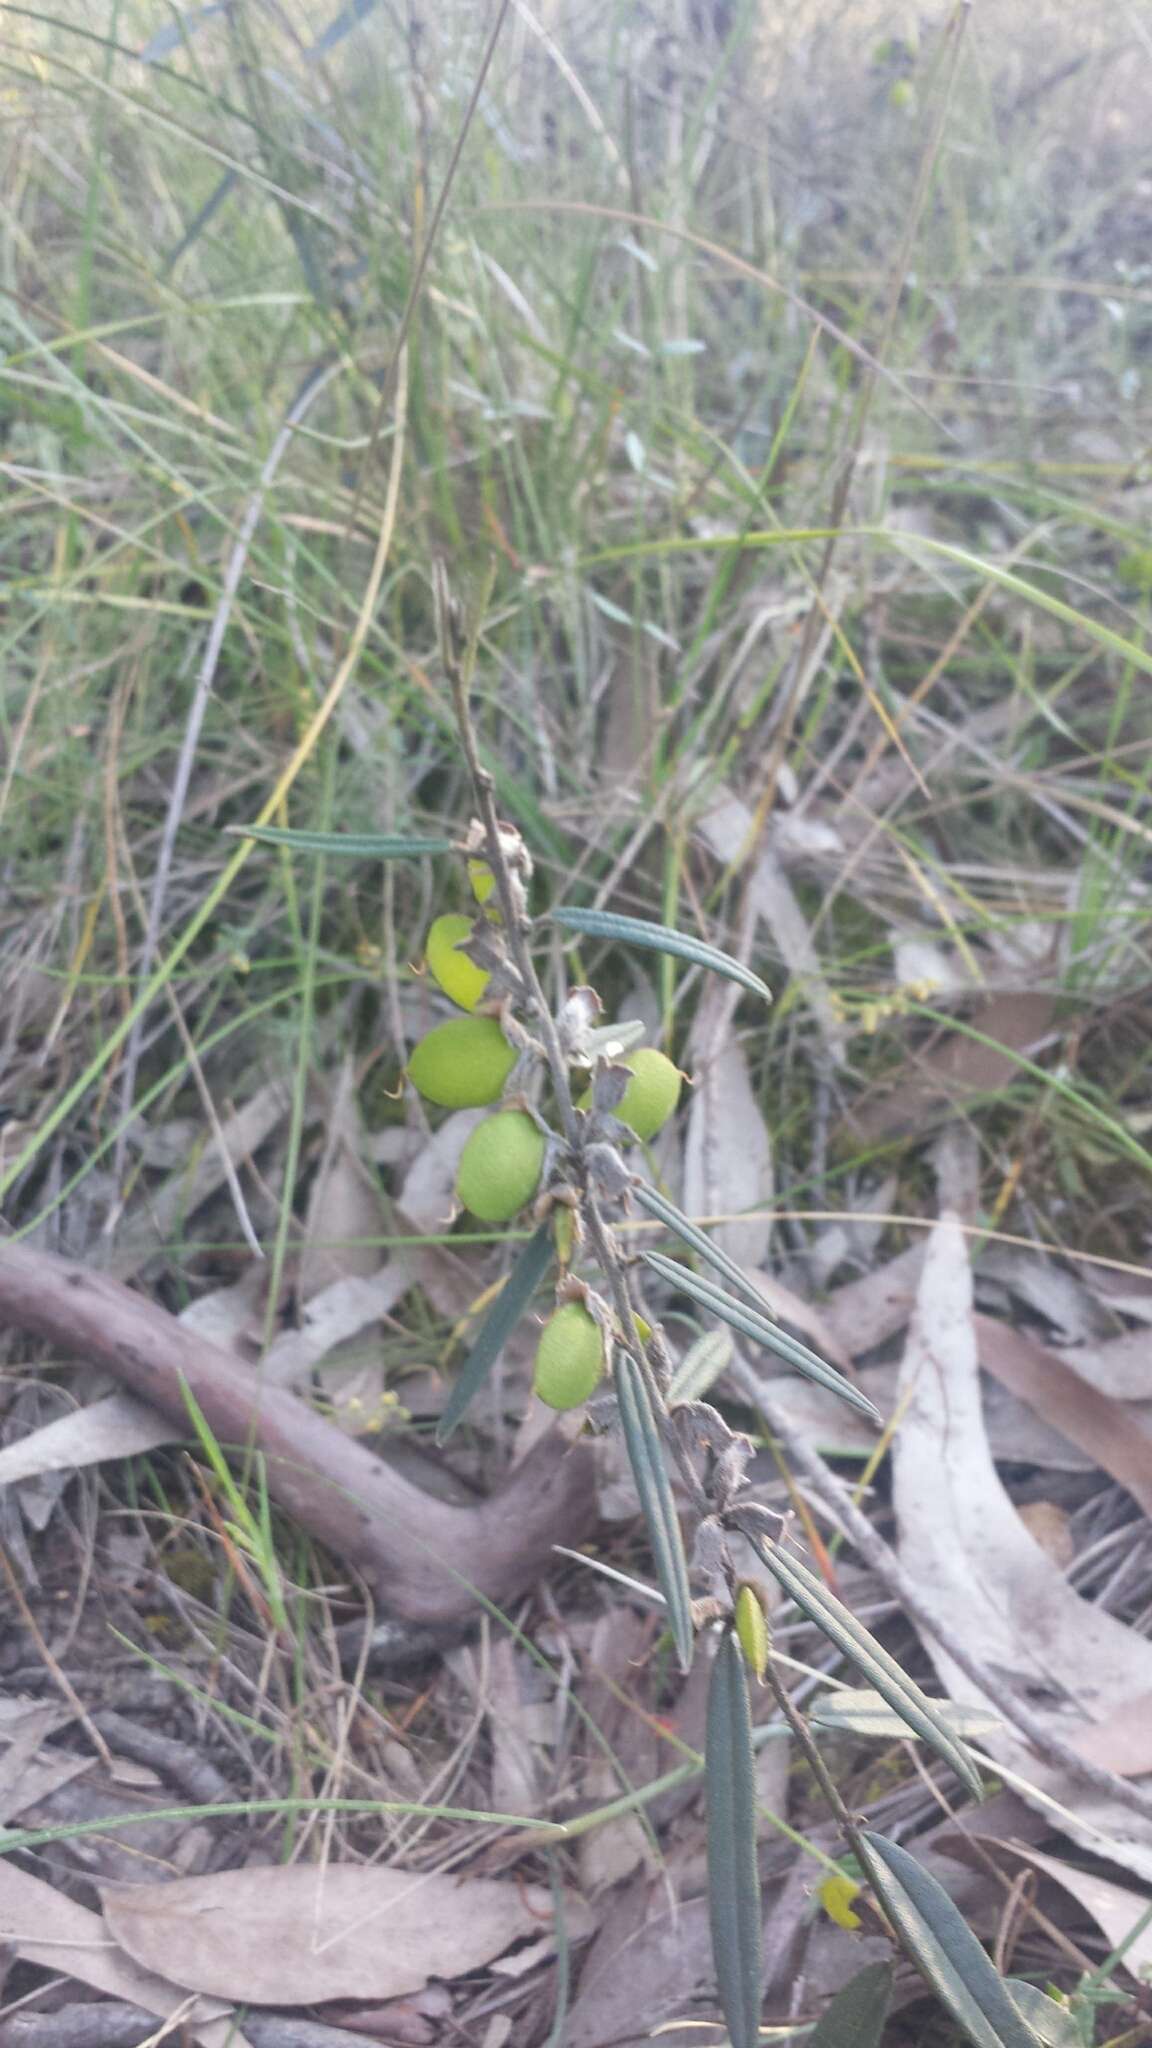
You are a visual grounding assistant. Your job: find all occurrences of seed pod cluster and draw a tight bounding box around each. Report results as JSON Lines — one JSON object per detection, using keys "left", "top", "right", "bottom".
{"left": 407, "top": 903, "right": 545, "bottom": 1222}
{"left": 407, "top": 888, "right": 683, "bottom": 1234}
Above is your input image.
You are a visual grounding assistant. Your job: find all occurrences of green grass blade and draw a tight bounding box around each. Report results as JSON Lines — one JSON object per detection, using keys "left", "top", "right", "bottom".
{"left": 807, "top": 1961, "right": 894, "bottom": 2048}
{"left": 550, "top": 907, "right": 771, "bottom": 1004}
{"left": 706, "top": 1630, "right": 763, "bottom": 2048}
{"left": 857, "top": 1832, "right": 1043, "bottom": 2048}
{"left": 437, "top": 1224, "right": 554, "bottom": 1443}
{"left": 228, "top": 824, "right": 453, "bottom": 857}
{"left": 0, "top": 1796, "right": 564, "bottom": 1859}
{"left": 614, "top": 1349, "right": 695, "bottom": 1673}
{"left": 642, "top": 1250, "right": 882, "bottom": 1424}
{"left": 741, "top": 1540, "right": 982, "bottom": 1800}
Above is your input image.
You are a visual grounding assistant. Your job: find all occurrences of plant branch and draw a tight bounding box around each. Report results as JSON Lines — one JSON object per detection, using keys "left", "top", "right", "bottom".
{"left": 436, "top": 562, "right": 709, "bottom": 1514}
{"left": 0, "top": 1241, "right": 596, "bottom": 1625}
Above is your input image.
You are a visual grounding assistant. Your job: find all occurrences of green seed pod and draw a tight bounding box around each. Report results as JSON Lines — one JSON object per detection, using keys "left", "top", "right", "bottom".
{"left": 617, "top": 1048, "right": 682, "bottom": 1139}
{"left": 582, "top": 1047, "right": 682, "bottom": 1140}
{"left": 425, "top": 914, "right": 490, "bottom": 1012}
{"left": 533, "top": 1301, "right": 606, "bottom": 1411}
{"left": 468, "top": 857, "right": 497, "bottom": 906}
{"left": 734, "top": 1581, "right": 771, "bottom": 1683}
{"left": 407, "top": 1017, "right": 516, "bottom": 1109}
{"left": 455, "top": 1109, "right": 545, "bottom": 1222}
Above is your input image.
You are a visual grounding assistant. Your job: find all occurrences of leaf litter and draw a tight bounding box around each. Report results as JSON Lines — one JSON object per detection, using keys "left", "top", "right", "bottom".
{"left": 100, "top": 1863, "right": 569, "bottom": 2005}
{"left": 892, "top": 1214, "right": 1152, "bottom": 1881}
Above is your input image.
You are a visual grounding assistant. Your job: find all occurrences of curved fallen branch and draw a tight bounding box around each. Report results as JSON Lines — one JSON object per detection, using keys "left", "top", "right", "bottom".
{"left": 0, "top": 1243, "right": 596, "bottom": 1624}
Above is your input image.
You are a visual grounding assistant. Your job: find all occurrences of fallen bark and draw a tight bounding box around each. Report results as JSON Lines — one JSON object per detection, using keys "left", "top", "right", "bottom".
{"left": 0, "top": 2005, "right": 393, "bottom": 2048}
{"left": 0, "top": 1243, "right": 596, "bottom": 1624}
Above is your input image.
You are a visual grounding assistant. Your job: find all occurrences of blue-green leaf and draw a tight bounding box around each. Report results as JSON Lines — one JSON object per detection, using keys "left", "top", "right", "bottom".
{"left": 858, "top": 1832, "right": 1042, "bottom": 2048}
{"left": 1004, "top": 1983, "right": 1080, "bottom": 2048}
{"left": 634, "top": 1179, "right": 776, "bottom": 1309}
{"left": 706, "top": 1631, "right": 763, "bottom": 2048}
{"left": 807, "top": 1961, "right": 894, "bottom": 2048}
{"left": 614, "top": 1349, "right": 694, "bottom": 1673}
{"left": 228, "top": 825, "right": 452, "bottom": 858}
{"left": 436, "top": 1225, "right": 554, "bottom": 1444}
{"left": 810, "top": 1687, "right": 1000, "bottom": 1742}
{"left": 738, "top": 1538, "right": 982, "bottom": 1800}
{"left": 550, "top": 907, "right": 771, "bottom": 1003}
{"left": 666, "top": 1327, "right": 734, "bottom": 1406}
{"left": 642, "top": 1249, "right": 881, "bottom": 1424}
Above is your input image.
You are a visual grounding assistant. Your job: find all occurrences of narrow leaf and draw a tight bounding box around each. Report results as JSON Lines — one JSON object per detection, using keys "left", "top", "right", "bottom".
{"left": 635, "top": 1179, "right": 778, "bottom": 1310}
{"left": 810, "top": 1687, "right": 1001, "bottom": 1742}
{"left": 228, "top": 825, "right": 452, "bottom": 858}
{"left": 614, "top": 1350, "right": 694, "bottom": 1673}
{"left": 807, "top": 1961, "right": 894, "bottom": 2048}
{"left": 706, "top": 1631, "right": 762, "bottom": 2048}
{"left": 858, "top": 1832, "right": 1043, "bottom": 2048}
{"left": 742, "top": 1540, "right": 983, "bottom": 1800}
{"left": 551, "top": 907, "right": 771, "bottom": 1003}
{"left": 666, "top": 1327, "right": 734, "bottom": 1406}
{"left": 437, "top": 1226, "right": 554, "bottom": 1444}
{"left": 1004, "top": 1983, "right": 1080, "bottom": 2048}
{"left": 642, "top": 1250, "right": 881, "bottom": 1423}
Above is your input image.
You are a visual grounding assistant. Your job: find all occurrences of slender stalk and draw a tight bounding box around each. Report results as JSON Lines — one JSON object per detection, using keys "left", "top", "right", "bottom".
{"left": 436, "top": 561, "right": 708, "bottom": 1516}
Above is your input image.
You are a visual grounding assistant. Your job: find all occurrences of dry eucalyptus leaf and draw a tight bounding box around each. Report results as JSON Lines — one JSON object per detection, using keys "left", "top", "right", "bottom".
{"left": 975, "top": 1314, "right": 1152, "bottom": 1519}
{"left": 978, "top": 1249, "right": 1110, "bottom": 1344}
{"left": 299, "top": 1069, "right": 386, "bottom": 1301}
{"left": 1014, "top": 1501, "right": 1075, "bottom": 1570}
{"left": 399, "top": 1109, "right": 486, "bottom": 1234}
{"left": 0, "top": 1261, "right": 270, "bottom": 1484}
{"left": 566, "top": 1874, "right": 714, "bottom": 2048}
{"left": 111, "top": 1074, "right": 297, "bottom": 1279}
{"left": 892, "top": 1216, "right": 1152, "bottom": 1880}
{"left": 696, "top": 788, "right": 848, "bottom": 1066}
{"left": 0, "top": 1863, "right": 241, "bottom": 2048}
{"left": 0, "top": 1392, "right": 173, "bottom": 1489}
{"left": 1057, "top": 1329, "right": 1151, "bottom": 1402}
{"left": 101, "top": 1865, "right": 555, "bottom": 2005}
{"left": 821, "top": 1244, "right": 926, "bottom": 1359}
{"left": 683, "top": 990, "right": 774, "bottom": 1268}
{"left": 265, "top": 1261, "right": 415, "bottom": 1389}
{"left": 1066, "top": 1690, "right": 1152, "bottom": 1780}
{"left": 0, "top": 1702, "right": 91, "bottom": 1825}
{"left": 949, "top": 1837, "right": 1152, "bottom": 1981}
{"left": 754, "top": 1362, "right": 1098, "bottom": 1471}
{"left": 842, "top": 991, "right": 1055, "bottom": 1147}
